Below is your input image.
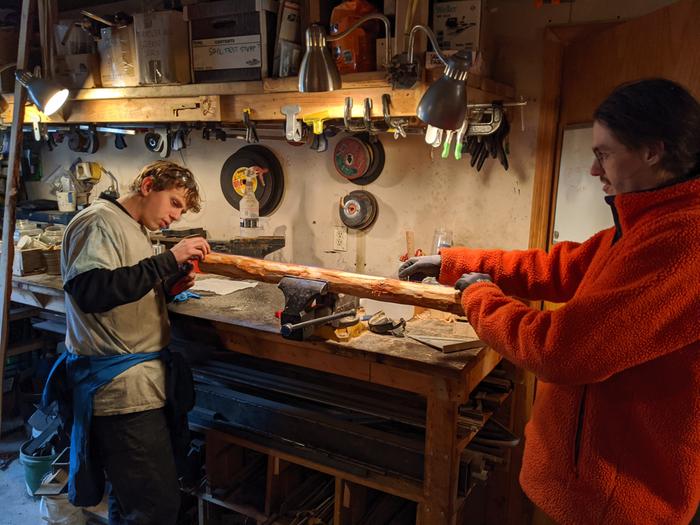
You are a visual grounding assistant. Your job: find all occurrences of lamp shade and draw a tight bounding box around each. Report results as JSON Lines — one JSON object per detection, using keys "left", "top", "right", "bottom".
{"left": 15, "top": 70, "right": 68, "bottom": 116}
{"left": 416, "top": 51, "right": 471, "bottom": 130}
{"left": 298, "top": 24, "right": 341, "bottom": 92}
{"left": 417, "top": 76, "right": 467, "bottom": 130}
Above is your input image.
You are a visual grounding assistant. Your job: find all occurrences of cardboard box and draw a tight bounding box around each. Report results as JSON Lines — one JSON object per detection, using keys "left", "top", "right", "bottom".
{"left": 273, "top": 0, "right": 301, "bottom": 77}
{"left": 12, "top": 248, "right": 46, "bottom": 276}
{"left": 185, "top": 0, "right": 279, "bottom": 82}
{"left": 133, "top": 11, "right": 191, "bottom": 85}
{"left": 98, "top": 25, "right": 138, "bottom": 87}
{"left": 61, "top": 53, "right": 101, "bottom": 89}
{"left": 432, "top": 0, "right": 481, "bottom": 52}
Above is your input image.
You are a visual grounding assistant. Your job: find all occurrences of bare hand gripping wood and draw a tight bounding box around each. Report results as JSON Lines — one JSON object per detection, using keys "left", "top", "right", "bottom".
{"left": 200, "top": 253, "right": 464, "bottom": 315}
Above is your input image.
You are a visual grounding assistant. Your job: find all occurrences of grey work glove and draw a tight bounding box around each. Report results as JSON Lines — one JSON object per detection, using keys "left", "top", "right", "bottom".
{"left": 398, "top": 255, "right": 442, "bottom": 281}
{"left": 455, "top": 272, "right": 492, "bottom": 292}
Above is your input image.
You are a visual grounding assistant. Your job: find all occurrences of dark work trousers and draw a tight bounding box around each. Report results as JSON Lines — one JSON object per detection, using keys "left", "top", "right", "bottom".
{"left": 91, "top": 408, "right": 180, "bottom": 525}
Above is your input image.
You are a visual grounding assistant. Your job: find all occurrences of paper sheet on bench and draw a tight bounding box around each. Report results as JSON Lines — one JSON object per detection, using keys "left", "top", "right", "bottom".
{"left": 192, "top": 278, "right": 258, "bottom": 295}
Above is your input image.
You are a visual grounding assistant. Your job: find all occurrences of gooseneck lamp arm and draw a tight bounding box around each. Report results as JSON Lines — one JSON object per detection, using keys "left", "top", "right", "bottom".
{"left": 326, "top": 13, "right": 393, "bottom": 69}
{"left": 407, "top": 25, "right": 448, "bottom": 66}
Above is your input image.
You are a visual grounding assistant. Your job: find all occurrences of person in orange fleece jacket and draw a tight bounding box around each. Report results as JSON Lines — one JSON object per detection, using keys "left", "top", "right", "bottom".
{"left": 400, "top": 78, "right": 700, "bottom": 524}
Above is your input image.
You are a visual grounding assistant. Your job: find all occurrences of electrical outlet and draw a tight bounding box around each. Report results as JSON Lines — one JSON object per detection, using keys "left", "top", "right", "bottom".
{"left": 333, "top": 226, "right": 347, "bottom": 251}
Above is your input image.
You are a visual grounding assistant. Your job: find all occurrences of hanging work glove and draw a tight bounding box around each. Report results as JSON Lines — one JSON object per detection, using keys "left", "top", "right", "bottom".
{"left": 398, "top": 255, "right": 442, "bottom": 281}
{"left": 454, "top": 272, "right": 492, "bottom": 292}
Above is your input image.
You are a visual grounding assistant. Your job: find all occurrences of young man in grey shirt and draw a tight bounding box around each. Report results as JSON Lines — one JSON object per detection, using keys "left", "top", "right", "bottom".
{"left": 61, "top": 160, "right": 211, "bottom": 524}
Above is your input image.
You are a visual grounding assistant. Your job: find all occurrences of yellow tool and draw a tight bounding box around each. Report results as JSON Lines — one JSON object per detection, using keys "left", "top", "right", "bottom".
{"left": 303, "top": 110, "right": 331, "bottom": 152}
{"left": 315, "top": 320, "right": 367, "bottom": 342}
{"left": 302, "top": 110, "right": 330, "bottom": 135}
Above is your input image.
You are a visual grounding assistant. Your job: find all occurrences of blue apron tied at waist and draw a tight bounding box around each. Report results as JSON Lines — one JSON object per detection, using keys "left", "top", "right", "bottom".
{"left": 42, "top": 349, "right": 165, "bottom": 507}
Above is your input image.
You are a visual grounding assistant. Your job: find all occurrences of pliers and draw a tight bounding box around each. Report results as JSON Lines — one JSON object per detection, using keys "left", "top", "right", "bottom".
{"left": 453, "top": 118, "right": 469, "bottom": 160}
{"left": 243, "top": 108, "right": 259, "bottom": 143}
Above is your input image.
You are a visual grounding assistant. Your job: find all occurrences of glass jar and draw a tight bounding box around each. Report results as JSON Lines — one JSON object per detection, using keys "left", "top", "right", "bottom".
{"left": 431, "top": 228, "right": 453, "bottom": 255}
{"left": 40, "top": 225, "right": 66, "bottom": 246}
{"left": 14, "top": 220, "right": 42, "bottom": 244}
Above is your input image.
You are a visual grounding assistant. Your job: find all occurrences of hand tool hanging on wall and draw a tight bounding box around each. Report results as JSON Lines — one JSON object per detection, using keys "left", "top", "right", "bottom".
{"left": 453, "top": 118, "right": 469, "bottom": 160}
{"left": 333, "top": 133, "right": 384, "bottom": 185}
{"left": 441, "top": 129, "right": 456, "bottom": 159}
{"left": 114, "top": 134, "right": 127, "bottom": 150}
{"left": 86, "top": 125, "right": 99, "bottom": 154}
{"left": 243, "top": 108, "right": 259, "bottom": 143}
{"left": 280, "top": 104, "right": 304, "bottom": 143}
{"left": 144, "top": 126, "right": 170, "bottom": 158}
{"left": 343, "top": 97, "right": 366, "bottom": 133}
{"left": 67, "top": 126, "right": 99, "bottom": 154}
{"left": 303, "top": 110, "right": 330, "bottom": 152}
{"left": 220, "top": 145, "right": 284, "bottom": 216}
{"left": 425, "top": 125, "right": 443, "bottom": 147}
{"left": 171, "top": 126, "right": 190, "bottom": 151}
{"left": 463, "top": 103, "right": 510, "bottom": 171}
{"left": 339, "top": 190, "right": 378, "bottom": 230}
{"left": 381, "top": 94, "right": 408, "bottom": 139}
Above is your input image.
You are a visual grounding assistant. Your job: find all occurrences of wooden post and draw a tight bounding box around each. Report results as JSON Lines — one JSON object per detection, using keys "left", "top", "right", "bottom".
{"left": 200, "top": 252, "right": 464, "bottom": 315}
{"left": 420, "top": 377, "right": 460, "bottom": 524}
{"left": 0, "top": 0, "right": 34, "bottom": 431}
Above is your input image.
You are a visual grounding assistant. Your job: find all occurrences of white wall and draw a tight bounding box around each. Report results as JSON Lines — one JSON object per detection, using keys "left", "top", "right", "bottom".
{"left": 36, "top": 0, "right": 678, "bottom": 277}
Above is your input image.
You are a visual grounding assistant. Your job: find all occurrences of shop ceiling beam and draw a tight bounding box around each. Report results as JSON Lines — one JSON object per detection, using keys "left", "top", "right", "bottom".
{"left": 1, "top": 75, "right": 514, "bottom": 125}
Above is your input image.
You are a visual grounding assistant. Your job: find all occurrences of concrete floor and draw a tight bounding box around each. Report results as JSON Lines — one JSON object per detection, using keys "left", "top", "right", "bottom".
{"left": 0, "top": 425, "right": 41, "bottom": 525}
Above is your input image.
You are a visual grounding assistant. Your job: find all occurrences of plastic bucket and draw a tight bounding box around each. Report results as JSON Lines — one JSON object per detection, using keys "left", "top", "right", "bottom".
{"left": 19, "top": 440, "right": 57, "bottom": 496}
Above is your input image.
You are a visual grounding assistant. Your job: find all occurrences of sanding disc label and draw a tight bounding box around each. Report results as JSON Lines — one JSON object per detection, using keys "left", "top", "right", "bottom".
{"left": 232, "top": 166, "right": 260, "bottom": 197}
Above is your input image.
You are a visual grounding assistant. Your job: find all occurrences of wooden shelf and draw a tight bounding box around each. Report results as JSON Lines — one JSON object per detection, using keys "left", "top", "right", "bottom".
{"left": 197, "top": 491, "right": 269, "bottom": 523}
{"left": 6, "top": 337, "right": 43, "bottom": 357}
{"left": 197, "top": 426, "right": 425, "bottom": 505}
{"left": 0, "top": 72, "right": 515, "bottom": 125}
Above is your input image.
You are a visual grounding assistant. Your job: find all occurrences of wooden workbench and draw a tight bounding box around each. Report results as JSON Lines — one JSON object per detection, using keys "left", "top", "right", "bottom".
{"left": 10, "top": 273, "right": 501, "bottom": 524}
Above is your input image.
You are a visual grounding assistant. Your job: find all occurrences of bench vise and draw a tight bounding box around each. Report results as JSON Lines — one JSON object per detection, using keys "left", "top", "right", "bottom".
{"left": 277, "top": 276, "right": 357, "bottom": 341}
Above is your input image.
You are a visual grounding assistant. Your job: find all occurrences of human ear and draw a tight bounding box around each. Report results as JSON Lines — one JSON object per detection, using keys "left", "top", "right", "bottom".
{"left": 644, "top": 141, "right": 665, "bottom": 167}
{"left": 140, "top": 176, "right": 154, "bottom": 195}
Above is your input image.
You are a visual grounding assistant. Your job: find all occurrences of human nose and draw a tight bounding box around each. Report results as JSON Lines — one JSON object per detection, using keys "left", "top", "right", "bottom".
{"left": 590, "top": 157, "right": 604, "bottom": 177}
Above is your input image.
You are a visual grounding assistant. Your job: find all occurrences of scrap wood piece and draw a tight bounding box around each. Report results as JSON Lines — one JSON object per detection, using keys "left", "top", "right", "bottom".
{"left": 200, "top": 253, "right": 464, "bottom": 315}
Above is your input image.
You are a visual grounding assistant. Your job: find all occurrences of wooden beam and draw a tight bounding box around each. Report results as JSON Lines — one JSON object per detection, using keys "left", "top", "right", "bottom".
{"left": 200, "top": 253, "right": 464, "bottom": 315}
{"left": 528, "top": 27, "right": 565, "bottom": 253}
{"left": 0, "top": 0, "right": 34, "bottom": 431}
{"left": 1, "top": 76, "right": 515, "bottom": 124}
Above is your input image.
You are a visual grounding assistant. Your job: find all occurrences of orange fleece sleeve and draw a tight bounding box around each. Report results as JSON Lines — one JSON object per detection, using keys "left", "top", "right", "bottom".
{"left": 457, "top": 222, "right": 700, "bottom": 384}
{"left": 439, "top": 229, "right": 610, "bottom": 303}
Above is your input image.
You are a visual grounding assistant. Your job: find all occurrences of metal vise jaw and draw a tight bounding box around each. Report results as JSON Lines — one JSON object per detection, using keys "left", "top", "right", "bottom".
{"left": 277, "top": 277, "right": 336, "bottom": 341}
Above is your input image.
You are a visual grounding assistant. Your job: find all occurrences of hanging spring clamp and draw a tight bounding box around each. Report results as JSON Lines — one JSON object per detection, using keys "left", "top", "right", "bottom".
{"left": 362, "top": 98, "right": 385, "bottom": 135}
{"left": 243, "top": 108, "right": 259, "bottom": 143}
{"left": 344, "top": 97, "right": 366, "bottom": 133}
{"left": 453, "top": 117, "right": 469, "bottom": 160}
{"left": 381, "top": 94, "right": 407, "bottom": 139}
{"left": 303, "top": 110, "right": 330, "bottom": 152}
{"left": 280, "top": 104, "right": 303, "bottom": 142}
